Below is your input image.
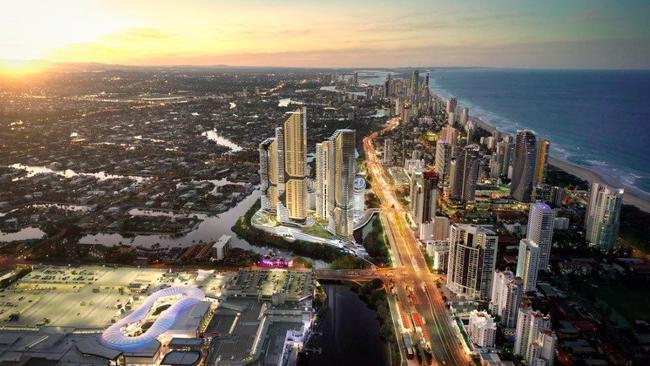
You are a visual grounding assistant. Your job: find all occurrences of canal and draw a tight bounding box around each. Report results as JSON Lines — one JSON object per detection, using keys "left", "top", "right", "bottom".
{"left": 306, "top": 283, "right": 388, "bottom": 366}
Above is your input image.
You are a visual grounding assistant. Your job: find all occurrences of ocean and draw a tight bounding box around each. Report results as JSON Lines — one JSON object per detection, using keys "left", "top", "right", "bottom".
{"left": 426, "top": 68, "right": 650, "bottom": 194}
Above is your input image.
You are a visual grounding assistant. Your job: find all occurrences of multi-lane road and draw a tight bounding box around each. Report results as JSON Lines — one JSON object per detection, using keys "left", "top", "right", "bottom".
{"left": 363, "top": 117, "right": 471, "bottom": 366}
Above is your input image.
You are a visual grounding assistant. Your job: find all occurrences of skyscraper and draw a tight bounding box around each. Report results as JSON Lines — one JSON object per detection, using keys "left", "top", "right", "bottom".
{"left": 440, "top": 126, "right": 458, "bottom": 146}
{"left": 259, "top": 137, "right": 280, "bottom": 212}
{"left": 434, "top": 140, "right": 453, "bottom": 183}
{"left": 315, "top": 140, "right": 333, "bottom": 219}
{"left": 459, "top": 107, "right": 469, "bottom": 126}
{"left": 527, "top": 202, "right": 555, "bottom": 270}
{"left": 449, "top": 144, "right": 480, "bottom": 202}
{"left": 585, "top": 183, "right": 624, "bottom": 251}
{"left": 327, "top": 129, "right": 356, "bottom": 238}
{"left": 490, "top": 270, "right": 523, "bottom": 328}
{"left": 447, "top": 224, "right": 498, "bottom": 300}
{"left": 515, "top": 302, "right": 556, "bottom": 366}
{"left": 410, "top": 171, "right": 439, "bottom": 227}
{"left": 511, "top": 130, "right": 537, "bottom": 202}
{"left": 446, "top": 97, "right": 457, "bottom": 114}
{"left": 516, "top": 239, "right": 540, "bottom": 292}
{"left": 281, "top": 108, "right": 308, "bottom": 222}
{"left": 410, "top": 70, "right": 419, "bottom": 103}
{"left": 534, "top": 139, "right": 550, "bottom": 185}
{"left": 493, "top": 137, "right": 513, "bottom": 177}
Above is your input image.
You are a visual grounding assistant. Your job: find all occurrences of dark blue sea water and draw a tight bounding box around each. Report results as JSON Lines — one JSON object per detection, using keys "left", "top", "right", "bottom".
{"left": 428, "top": 68, "right": 650, "bottom": 194}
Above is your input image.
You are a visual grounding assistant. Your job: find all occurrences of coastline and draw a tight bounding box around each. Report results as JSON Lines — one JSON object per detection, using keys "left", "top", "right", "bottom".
{"left": 440, "top": 95, "right": 650, "bottom": 213}
{"left": 547, "top": 157, "right": 650, "bottom": 212}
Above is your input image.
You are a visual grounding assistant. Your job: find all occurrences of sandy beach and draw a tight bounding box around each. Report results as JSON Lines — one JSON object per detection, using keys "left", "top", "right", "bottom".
{"left": 433, "top": 93, "right": 650, "bottom": 213}
{"left": 548, "top": 157, "right": 650, "bottom": 212}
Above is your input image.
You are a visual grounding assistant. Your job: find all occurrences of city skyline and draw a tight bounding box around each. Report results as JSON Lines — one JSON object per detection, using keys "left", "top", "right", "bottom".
{"left": 2, "top": 0, "right": 650, "bottom": 76}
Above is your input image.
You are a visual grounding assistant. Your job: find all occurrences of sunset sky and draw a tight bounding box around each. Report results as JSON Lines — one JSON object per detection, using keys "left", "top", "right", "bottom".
{"left": 1, "top": 0, "right": 649, "bottom": 71}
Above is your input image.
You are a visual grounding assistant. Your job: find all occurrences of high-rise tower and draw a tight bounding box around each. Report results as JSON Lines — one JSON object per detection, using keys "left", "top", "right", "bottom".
{"left": 447, "top": 224, "right": 498, "bottom": 300}
{"left": 534, "top": 139, "right": 550, "bottom": 185}
{"left": 511, "top": 130, "right": 537, "bottom": 202}
{"left": 328, "top": 129, "right": 356, "bottom": 238}
{"left": 527, "top": 202, "right": 555, "bottom": 270}
{"left": 516, "top": 239, "right": 540, "bottom": 292}
{"left": 449, "top": 144, "right": 480, "bottom": 202}
{"left": 281, "top": 108, "right": 308, "bottom": 222}
{"left": 585, "top": 183, "right": 624, "bottom": 251}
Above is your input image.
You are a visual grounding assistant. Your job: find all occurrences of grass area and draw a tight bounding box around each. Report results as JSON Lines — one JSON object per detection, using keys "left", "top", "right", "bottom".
{"left": 597, "top": 283, "right": 650, "bottom": 322}
{"left": 232, "top": 199, "right": 348, "bottom": 262}
{"left": 302, "top": 221, "right": 335, "bottom": 239}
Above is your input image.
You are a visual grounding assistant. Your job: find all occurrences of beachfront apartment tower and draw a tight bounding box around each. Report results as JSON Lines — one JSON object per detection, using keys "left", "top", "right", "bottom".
{"left": 511, "top": 130, "right": 537, "bottom": 202}
{"left": 585, "top": 182, "right": 624, "bottom": 251}
{"left": 447, "top": 224, "right": 498, "bottom": 300}
{"left": 535, "top": 139, "right": 550, "bottom": 185}
{"left": 446, "top": 97, "right": 457, "bottom": 114}
{"left": 527, "top": 202, "right": 555, "bottom": 270}
{"left": 516, "top": 239, "right": 540, "bottom": 292}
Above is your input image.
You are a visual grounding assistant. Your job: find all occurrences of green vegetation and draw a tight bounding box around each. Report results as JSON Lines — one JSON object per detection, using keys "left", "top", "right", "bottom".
{"left": 545, "top": 165, "right": 589, "bottom": 190}
{"left": 597, "top": 283, "right": 650, "bottom": 323}
{"left": 329, "top": 255, "right": 366, "bottom": 269}
{"left": 619, "top": 204, "right": 650, "bottom": 255}
{"left": 351, "top": 279, "right": 401, "bottom": 366}
{"left": 423, "top": 251, "right": 434, "bottom": 271}
{"left": 366, "top": 192, "right": 381, "bottom": 208}
{"left": 232, "top": 199, "right": 346, "bottom": 262}
{"left": 302, "top": 221, "right": 335, "bottom": 239}
{"left": 362, "top": 216, "right": 390, "bottom": 266}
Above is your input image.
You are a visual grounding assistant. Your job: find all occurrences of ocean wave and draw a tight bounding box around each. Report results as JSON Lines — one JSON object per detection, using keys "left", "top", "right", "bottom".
{"left": 585, "top": 160, "right": 608, "bottom": 167}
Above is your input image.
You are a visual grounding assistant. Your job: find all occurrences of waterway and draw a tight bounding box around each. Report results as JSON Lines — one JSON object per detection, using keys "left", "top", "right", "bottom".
{"left": 78, "top": 190, "right": 262, "bottom": 251}
{"left": 0, "top": 227, "right": 46, "bottom": 242}
{"left": 9, "top": 164, "right": 148, "bottom": 183}
{"left": 201, "top": 130, "right": 243, "bottom": 152}
{"left": 307, "top": 283, "right": 388, "bottom": 366}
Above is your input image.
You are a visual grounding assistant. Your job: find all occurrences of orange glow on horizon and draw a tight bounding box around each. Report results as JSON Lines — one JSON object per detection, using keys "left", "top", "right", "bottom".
{"left": 0, "top": 60, "right": 52, "bottom": 78}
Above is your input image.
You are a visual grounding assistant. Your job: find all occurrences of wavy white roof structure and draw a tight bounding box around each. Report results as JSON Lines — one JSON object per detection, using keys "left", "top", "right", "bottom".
{"left": 101, "top": 286, "right": 205, "bottom": 351}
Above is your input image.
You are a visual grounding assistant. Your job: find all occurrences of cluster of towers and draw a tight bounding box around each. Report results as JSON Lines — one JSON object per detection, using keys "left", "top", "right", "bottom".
{"left": 259, "top": 107, "right": 357, "bottom": 239}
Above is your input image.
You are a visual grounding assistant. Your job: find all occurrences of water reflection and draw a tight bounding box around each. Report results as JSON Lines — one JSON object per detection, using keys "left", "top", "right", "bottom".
{"left": 0, "top": 227, "right": 46, "bottom": 242}
{"left": 9, "top": 164, "right": 148, "bottom": 183}
{"left": 201, "top": 130, "right": 243, "bottom": 152}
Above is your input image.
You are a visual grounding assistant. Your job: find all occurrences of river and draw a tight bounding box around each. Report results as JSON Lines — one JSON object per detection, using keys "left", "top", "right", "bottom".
{"left": 201, "top": 130, "right": 243, "bottom": 152}
{"left": 306, "top": 283, "right": 388, "bottom": 366}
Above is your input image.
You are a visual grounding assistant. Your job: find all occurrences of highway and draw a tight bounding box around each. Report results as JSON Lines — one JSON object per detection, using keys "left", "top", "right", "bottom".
{"left": 363, "top": 117, "right": 471, "bottom": 366}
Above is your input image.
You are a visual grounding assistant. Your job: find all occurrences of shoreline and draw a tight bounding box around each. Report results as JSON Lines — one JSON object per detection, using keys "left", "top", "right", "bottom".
{"left": 547, "top": 157, "right": 650, "bottom": 212}
{"left": 436, "top": 94, "right": 650, "bottom": 213}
